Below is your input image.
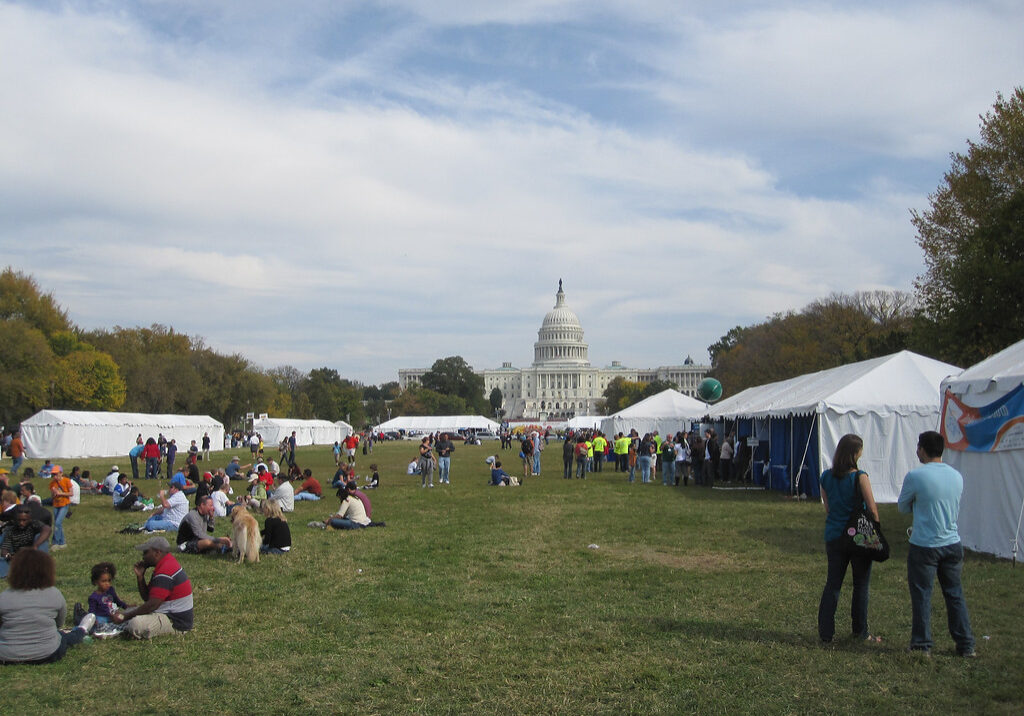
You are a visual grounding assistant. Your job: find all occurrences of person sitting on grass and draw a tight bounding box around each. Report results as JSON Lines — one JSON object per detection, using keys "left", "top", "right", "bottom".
{"left": 294, "top": 469, "right": 322, "bottom": 501}
{"left": 111, "top": 536, "right": 193, "bottom": 639}
{"left": 0, "top": 549, "right": 96, "bottom": 664}
{"left": 270, "top": 471, "right": 295, "bottom": 513}
{"left": 260, "top": 499, "right": 291, "bottom": 554}
{"left": 143, "top": 483, "right": 190, "bottom": 532}
{"left": 0, "top": 489, "right": 23, "bottom": 528}
{"left": 490, "top": 460, "right": 517, "bottom": 486}
{"left": 246, "top": 473, "right": 269, "bottom": 510}
{"left": 0, "top": 505, "right": 52, "bottom": 578}
{"left": 176, "top": 495, "right": 232, "bottom": 555}
{"left": 332, "top": 463, "right": 355, "bottom": 488}
{"left": 364, "top": 464, "right": 380, "bottom": 489}
{"left": 316, "top": 482, "right": 371, "bottom": 530}
{"left": 82, "top": 561, "right": 132, "bottom": 624}
{"left": 406, "top": 458, "right": 420, "bottom": 475}
{"left": 344, "top": 480, "right": 372, "bottom": 519}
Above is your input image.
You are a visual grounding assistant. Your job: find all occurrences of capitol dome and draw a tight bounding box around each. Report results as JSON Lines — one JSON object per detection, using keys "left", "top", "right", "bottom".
{"left": 533, "top": 280, "right": 590, "bottom": 366}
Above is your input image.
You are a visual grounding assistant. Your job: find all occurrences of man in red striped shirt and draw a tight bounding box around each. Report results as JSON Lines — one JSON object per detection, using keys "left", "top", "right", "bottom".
{"left": 112, "top": 536, "right": 194, "bottom": 639}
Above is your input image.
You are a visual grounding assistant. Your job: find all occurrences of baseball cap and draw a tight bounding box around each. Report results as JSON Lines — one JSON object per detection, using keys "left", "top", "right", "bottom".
{"left": 111, "top": 464, "right": 119, "bottom": 471}
{"left": 135, "top": 536, "right": 170, "bottom": 552}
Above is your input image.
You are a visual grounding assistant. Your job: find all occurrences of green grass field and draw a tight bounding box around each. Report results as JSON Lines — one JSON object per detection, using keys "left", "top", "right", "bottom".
{"left": 2, "top": 440, "right": 1021, "bottom": 715}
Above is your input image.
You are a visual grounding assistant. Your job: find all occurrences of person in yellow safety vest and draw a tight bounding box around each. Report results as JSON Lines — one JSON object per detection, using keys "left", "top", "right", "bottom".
{"left": 585, "top": 437, "right": 594, "bottom": 473}
{"left": 591, "top": 434, "right": 607, "bottom": 473}
{"left": 614, "top": 433, "right": 629, "bottom": 472}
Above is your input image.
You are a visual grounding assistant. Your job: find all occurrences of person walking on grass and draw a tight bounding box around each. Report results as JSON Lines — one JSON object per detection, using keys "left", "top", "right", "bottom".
{"left": 898, "top": 431, "right": 976, "bottom": 657}
{"left": 817, "top": 434, "right": 880, "bottom": 645}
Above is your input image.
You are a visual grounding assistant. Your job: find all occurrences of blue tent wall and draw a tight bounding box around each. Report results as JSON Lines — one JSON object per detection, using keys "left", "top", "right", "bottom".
{"left": 766, "top": 415, "right": 820, "bottom": 497}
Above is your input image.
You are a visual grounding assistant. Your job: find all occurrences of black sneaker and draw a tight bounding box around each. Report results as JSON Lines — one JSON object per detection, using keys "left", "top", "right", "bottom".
{"left": 958, "top": 649, "right": 978, "bottom": 658}
{"left": 73, "top": 602, "right": 86, "bottom": 624}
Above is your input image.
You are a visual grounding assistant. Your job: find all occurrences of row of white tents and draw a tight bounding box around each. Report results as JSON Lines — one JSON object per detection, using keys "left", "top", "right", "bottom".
{"left": 19, "top": 412, "right": 353, "bottom": 460}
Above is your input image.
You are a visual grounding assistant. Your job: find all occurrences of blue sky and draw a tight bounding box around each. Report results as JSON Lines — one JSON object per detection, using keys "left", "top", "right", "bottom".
{"left": 1, "top": 1, "right": 1021, "bottom": 384}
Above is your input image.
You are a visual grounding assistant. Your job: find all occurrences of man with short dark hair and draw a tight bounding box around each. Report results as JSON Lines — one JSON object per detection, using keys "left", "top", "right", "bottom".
{"left": 112, "top": 536, "right": 194, "bottom": 638}
{"left": 0, "top": 505, "right": 52, "bottom": 577}
{"left": 898, "top": 430, "right": 976, "bottom": 657}
{"left": 176, "top": 495, "right": 232, "bottom": 555}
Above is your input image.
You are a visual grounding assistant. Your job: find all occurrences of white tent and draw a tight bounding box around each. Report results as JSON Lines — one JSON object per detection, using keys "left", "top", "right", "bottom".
{"left": 940, "top": 338, "right": 1024, "bottom": 560}
{"left": 20, "top": 410, "right": 224, "bottom": 459}
{"left": 600, "top": 389, "right": 707, "bottom": 439}
{"left": 567, "top": 415, "right": 603, "bottom": 430}
{"left": 334, "top": 421, "right": 354, "bottom": 440}
{"left": 252, "top": 418, "right": 349, "bottom": 447}
{"left": 374, "top": 415, "right": 499, "bottom": 434}
{"left": 709, "top": 351, "right": 960, "bottom": 502}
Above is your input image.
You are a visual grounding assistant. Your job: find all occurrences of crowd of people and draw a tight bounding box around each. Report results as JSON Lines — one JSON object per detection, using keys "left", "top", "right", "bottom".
{"left": 0, "top": 424, "right": 980, "bottom": 664}
{"left": 0, "top": 432, "right": 392, "bottom": 661}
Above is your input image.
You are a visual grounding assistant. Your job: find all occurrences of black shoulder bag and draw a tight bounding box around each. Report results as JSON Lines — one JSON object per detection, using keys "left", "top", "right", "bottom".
{"left": 840, "top": 470, "right": 890, "bottom": 562}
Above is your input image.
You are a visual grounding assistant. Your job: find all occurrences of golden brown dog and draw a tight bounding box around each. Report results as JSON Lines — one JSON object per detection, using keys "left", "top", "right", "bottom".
{"left": 229, "top": 505, "right": 260, "bottom": 564}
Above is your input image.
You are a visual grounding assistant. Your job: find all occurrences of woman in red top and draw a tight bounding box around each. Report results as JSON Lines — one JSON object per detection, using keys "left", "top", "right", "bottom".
{"left": 142, "top": 438, "right": 160, "bottom": 480}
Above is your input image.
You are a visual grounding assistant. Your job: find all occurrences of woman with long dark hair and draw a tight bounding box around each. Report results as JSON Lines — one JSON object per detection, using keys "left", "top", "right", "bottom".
{"left": 0, "top": 550, "right": 95, "bottom": 664}
{"left": 817, "top": 433, "right": 880, "bottom": 644}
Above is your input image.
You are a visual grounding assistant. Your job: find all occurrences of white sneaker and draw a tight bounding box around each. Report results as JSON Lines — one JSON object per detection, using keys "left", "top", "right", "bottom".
{"left": 78, "top": 612, "right": 96, "bottom": 634}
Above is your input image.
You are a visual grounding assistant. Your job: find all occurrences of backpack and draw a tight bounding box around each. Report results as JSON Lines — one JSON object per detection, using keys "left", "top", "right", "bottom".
{"left": 576, "top": 443, "right": 588, "bottom": 458}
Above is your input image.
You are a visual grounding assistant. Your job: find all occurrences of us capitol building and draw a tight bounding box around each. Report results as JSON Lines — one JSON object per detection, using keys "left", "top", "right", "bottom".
{"left": 399, "top": 281, "right": 709, "bottom": 421}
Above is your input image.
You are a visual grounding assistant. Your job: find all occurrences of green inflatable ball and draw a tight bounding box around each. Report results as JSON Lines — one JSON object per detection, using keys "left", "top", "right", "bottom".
{"left": 697, "top": 378, "right": 723, "bottom": 403}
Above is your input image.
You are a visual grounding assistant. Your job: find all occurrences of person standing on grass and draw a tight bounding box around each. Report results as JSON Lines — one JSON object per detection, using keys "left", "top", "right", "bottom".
{"left": 419, "top": 437, "right": 436, "bottom": 488}
{"left": 817, "top": 433, "right": 880, "bottom": 645}
{"left": 436, "top": 433, "right": 455, "bottom": 484}
{"left": 562, "top": 436, "right": 575, "bottom": 479}
{"left": 48, "top": 465, "right": 73, "bottom": 550}
{"left": 898, "top": 431, "right": 976, "bottom": 657}
{"left": 8, "top": 432, "right": 25, "bottom": 477}
{"left": 111, "top": 536, "right": 193, "bottom": 639}
{"left": 202, "top": 432, "right": 211, "bottom": 462}
{"left": 143, "top": 437, "right": 160, "bottom": 479}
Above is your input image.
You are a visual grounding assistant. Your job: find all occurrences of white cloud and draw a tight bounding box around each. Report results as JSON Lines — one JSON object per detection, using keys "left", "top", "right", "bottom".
{"left": 0, "top": 1, "right": 1009, "bottom": 383}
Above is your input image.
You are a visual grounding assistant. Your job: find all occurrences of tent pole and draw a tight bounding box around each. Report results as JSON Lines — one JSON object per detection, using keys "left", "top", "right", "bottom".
{"left": 794, "top": 413, "right": 816, "bottom": 499}
{"left": 1013, "top": 496, "right": 1024, "bottom": 568}
{"left": 789, "top": 416, "right": 794, "bottom": 497}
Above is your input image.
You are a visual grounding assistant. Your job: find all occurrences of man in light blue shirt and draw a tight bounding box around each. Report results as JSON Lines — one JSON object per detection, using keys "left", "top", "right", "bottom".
{"left": 898, "top": 431, "right": 975, "bottom": 657}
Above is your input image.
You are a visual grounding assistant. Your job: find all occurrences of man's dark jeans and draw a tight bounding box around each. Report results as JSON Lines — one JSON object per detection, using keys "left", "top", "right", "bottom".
{"left": 907, "top": 542, "right": 974, "bottom": 653}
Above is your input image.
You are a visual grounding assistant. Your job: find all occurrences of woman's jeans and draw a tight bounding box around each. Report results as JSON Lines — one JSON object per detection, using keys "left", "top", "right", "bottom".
{"left": 818, "top": 538, "right": 872, "bottom": 642}
{"left": 638, "top": 456, "right": 652, "bottom": 483}
{"left": 146, "top": 457, "right": 159, "bottom": 479}
{"left": 562, "top": 457, "right": 572, "bottom": 479}
{"left": 329, "top": 518, "right": 367, "bottom": 530}
{"left": 52, "top": 505, "right": 69, "bottom": 545}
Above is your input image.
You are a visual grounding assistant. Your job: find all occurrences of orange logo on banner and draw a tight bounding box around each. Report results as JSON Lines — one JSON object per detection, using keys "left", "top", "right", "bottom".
{"left": 939, "top": 389, "right": 981, "bottom": 451}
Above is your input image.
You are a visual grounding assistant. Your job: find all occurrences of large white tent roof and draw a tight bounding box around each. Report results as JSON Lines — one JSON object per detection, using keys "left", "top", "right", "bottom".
{"left": 710, "top": 351, "right": 961, "bottom": 419}
{"left": 374, "top": 415, "right": 499, "bottom": 433}
{"left": 611, "top": 389, "right": 708, "bottom": 419}
{"left": 943, "top": 338, "right": 1024, "bottom": 396}
{"left": 20, "top": 410, "right": 224, "bottom": 459}
{"left": 252, "top": 417, "right": 350, "bottom": 447}
{"left": 599, "top": 389, "right": 707, "bottom": 437}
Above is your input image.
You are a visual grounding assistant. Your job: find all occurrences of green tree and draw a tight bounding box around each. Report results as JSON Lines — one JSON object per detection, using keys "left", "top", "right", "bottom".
{"left": 0, "top": 320, "right": 56, "bottom": 425}
{"left": 912, "top": 87, "right": 1024, "bottom": 366}
{"left": 489, "top": 387, "right": 503, "bottom": 413}
{"left": 53, "top": 348, "right": 126, "bottom": 410}
{"left": 708, "top": 291, "right": 914, "bottom": 396}
{"left": 300, "top": 368, "right": 366, "bottom": 425}
{"left": 420, "top": 356, "right": 487, "bottom": 413}
{"left": 0, "top": 268, "right": 71, "bottom": 337}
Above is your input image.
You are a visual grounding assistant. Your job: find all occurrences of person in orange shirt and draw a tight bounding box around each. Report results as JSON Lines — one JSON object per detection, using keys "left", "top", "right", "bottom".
{"left": 9, "top": 432, "right": 25, "bottom": 476}
{"left": 48, "top": 465, "right": 73, "bottom": 549}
